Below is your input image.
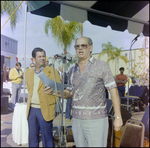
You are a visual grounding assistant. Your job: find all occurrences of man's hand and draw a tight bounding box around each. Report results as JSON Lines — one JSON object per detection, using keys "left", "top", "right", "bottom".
{"left": 55, "top": 89, "right": 72, "bottom": 99}
{"left": 43, "top": 85, "right": 54, "bottom": 95}
{"left": 113, "top": 118, "right": 123, "bottom": 131}
{"left": 18, "top": 74, "right": 22, "bottom": 77}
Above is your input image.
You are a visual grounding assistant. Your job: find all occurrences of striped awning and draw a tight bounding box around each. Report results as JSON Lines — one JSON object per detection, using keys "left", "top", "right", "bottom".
{"left": 27, "top": 1, "right": 149, "bottom": 36}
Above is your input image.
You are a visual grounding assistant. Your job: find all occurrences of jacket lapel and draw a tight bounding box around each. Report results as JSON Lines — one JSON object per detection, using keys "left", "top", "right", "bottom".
{"left": 30, "top": 69, "right": 34, "bottom": 87}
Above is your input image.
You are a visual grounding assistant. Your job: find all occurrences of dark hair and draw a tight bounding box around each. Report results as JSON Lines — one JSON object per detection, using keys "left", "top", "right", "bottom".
{"left": 32, "top": 47, "right": 46, "bottom": 59}
{"left": 49, "top": 63, "right": 53, "bottom": 67}
{"left": 16, "top": 62, "right": 21, "bottom": 67}
{"left": 119, "top": 67, "right": 124, "bottom": 70}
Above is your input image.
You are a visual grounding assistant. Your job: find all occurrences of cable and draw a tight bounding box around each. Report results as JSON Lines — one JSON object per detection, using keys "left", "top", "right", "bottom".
{"left": 1, "top": 1, "right": 23, "bottom": 30}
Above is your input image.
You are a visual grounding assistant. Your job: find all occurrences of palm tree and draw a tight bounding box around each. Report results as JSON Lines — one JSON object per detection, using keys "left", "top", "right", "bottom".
{"left": 1, "top": 1, "right": 22, "bottom": 31}
{"left": 98, "top": 42, "right": 116, "bottom": 65}
{"left": 107, "top": 47, "right": 129, "bottom": 75}
{"left": 45, "top": 16, "right": 83, "bottom": 53}
{"left": 44, "top": 16, "right": 83, "bottom": 70}
{"left": 98, "top": 41, "right": 115, "bottom": 58}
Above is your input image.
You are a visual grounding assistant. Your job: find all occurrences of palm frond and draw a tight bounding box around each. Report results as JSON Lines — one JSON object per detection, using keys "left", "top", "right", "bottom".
{"left": 1, "top": 1, "right": 22, "bottom": 31}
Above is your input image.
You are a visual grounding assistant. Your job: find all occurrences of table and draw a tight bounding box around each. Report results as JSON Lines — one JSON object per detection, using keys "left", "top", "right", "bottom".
{"left": 12, "top": 103, "right": 28, "bottom": 145}
{"left": 120, "top": 96, "right": 140, "bottom": 112}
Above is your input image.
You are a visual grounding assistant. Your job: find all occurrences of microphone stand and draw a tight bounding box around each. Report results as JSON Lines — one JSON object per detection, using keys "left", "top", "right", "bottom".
{"left": 58, "top": 55, "right": 67, "bottom": 147}
{"left": 127, "top": 38, "right": 138, "bottom": 111}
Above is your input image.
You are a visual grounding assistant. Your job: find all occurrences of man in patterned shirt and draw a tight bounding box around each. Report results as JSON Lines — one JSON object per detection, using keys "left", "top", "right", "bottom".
{"left": 45, "top": 36, "right": 123, "bottom": 147}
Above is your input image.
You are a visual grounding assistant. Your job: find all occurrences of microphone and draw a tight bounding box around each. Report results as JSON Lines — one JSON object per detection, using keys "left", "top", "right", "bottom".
{"left": 54, "top": 54, "right": 77, "bottom": 62}
{"left": 131, "top": 34, "right": 140, "bottom": 42}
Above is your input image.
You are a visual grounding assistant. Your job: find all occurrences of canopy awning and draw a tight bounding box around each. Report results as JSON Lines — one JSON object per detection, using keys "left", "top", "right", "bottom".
{"left": 27, "top": 1, "right": 149, "bottom": 36}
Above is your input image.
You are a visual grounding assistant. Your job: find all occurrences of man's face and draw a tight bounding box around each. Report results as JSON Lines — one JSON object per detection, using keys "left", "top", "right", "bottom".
{"left": 120, "top": 69, "right": 124, "bottom": 74}
{"left": 75, "top": 37, "right": 93, "bottom": 60}
{"left": 59, "top": 66, "right": 63, "bottom": 72}
{"left": 16, "top": 65, "right": 21, "bottom": 70}
{"left": 6, "top": 68, "right": 10, "bottom": 72}
{"left": 45, "top": 59, "right": 49, "bottom": 66}
{"left": 33, "top": 51, "right": 46, "bottom": 67}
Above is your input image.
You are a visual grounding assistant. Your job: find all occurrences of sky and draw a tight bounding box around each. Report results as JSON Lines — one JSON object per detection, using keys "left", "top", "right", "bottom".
{"left": 1, "top": 1, "right": 149, "bottom": 69}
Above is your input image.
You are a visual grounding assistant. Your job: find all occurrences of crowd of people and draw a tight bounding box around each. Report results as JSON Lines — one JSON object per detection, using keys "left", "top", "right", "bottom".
{"left": 4, "top": 36, "right": 148, "bottom": 147}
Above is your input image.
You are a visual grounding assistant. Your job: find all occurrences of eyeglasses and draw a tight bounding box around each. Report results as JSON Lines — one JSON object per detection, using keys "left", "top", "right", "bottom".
{"left": 74, "top": 44, "right": 88, "bottom": 50}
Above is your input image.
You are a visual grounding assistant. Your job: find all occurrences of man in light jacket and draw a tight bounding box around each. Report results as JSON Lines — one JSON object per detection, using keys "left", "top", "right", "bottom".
{"left": 9, "top": 62, "right": 23, "bottom": 111}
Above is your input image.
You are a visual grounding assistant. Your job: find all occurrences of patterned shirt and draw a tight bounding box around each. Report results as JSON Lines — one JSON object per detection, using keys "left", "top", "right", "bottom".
{"left": 67, "top": 56, "right": 117, "bottom": 119}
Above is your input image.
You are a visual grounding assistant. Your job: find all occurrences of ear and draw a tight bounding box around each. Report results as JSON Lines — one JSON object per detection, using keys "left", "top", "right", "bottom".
{"left": 89, "top": 45, "right": 93, "bottom": 53}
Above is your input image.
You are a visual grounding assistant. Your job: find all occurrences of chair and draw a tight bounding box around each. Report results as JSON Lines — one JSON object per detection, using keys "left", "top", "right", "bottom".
{"left": 119, "top": 119, "right": 145, "bottom": 147}
{"left": 120, "top": 86, "right": 141, "bottom": 112}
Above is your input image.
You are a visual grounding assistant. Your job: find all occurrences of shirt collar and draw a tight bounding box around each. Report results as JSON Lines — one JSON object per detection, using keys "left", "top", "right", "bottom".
{"left": 34, "top": 64, "right": 45, "bottom": 74}
{"left": 76, "top": 56, "right": 95, "bottom": 66}
{"left": 88, "top": 56, "right": 95, "bottom": 64}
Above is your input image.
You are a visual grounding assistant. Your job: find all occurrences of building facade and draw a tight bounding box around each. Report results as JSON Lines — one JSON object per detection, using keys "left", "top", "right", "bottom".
{"left": 1, "top": 34, "right": 18, "bottom": 70}
{"left": 92, "top": 48, "right": 149, "bottom": 77}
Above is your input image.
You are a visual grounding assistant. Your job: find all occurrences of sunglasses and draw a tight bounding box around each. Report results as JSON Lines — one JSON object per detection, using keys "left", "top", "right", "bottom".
{"left": 74, "top": 44, "right": 88, "bottom": 50}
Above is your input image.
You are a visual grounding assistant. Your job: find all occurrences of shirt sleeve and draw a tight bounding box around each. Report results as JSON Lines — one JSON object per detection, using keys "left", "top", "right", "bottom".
{"left": 102, "top": 62, "right": 117, "bottom": 90}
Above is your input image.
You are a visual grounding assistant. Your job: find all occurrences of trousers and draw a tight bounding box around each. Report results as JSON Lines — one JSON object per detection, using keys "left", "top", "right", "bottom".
{"left": 117, "top": 86, "right": 125, "bottom": 97}
{"left": 65, "top": 98, "right": 72, "bottom": 119}
{"left": 72, "top": 117, "right": 108, "bottom": 147}
{"left": 11, "top": 82, "right": 22, "bottom": 110}
{"left": 28, "top": 107, "right": 53, "bottom": 147}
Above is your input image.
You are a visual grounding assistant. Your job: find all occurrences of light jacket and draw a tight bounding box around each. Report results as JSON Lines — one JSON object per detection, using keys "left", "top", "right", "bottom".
{"left": 9, "top": 67, "right": 23, "bottom": 84}
{"left": 25, "top": 66, "right": 61, "bottom": 121}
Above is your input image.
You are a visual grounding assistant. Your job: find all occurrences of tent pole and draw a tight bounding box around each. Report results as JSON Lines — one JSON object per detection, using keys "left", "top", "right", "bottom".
{"left": 53, "top": 1, "right": 149, "bottom": 26}
{"left": 23, "top": 1, "right": 27, "bottom": 103}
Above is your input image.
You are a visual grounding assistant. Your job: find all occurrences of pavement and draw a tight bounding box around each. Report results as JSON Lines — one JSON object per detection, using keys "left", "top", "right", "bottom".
{"left": 1, "top": 105, "right": 72, "bottom": 147}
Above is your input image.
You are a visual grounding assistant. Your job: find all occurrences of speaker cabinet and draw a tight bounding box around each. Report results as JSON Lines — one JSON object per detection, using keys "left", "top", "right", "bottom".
{"left": 128, "top": 86, "right": 149, "bottom": 105}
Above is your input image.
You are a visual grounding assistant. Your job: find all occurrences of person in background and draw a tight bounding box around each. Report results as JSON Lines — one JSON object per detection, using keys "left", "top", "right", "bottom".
{"left": 49, "top": 63, "right": 53, "bottom": 67}
{"left": 45, "top": 36, "right": 123, "bottom": 147}
{"left": 3, "top": 67, "right": 11, "bottom": 83}
{"left": 3, "top": 67, "right": 11, "bottom": 96}
{"left": 45, "top": 59, "right": 49, "bottom": 66}
{"left": 25, "top": 47, "right": 61, "bottom": 147}
{"left": 30, "top": 63, "right": 35, "bottom": 68}
{"left": 115, "top": 67, "right": 128, "bottom": 97}
{"left": 9, "top": 62, "right": 23, "bottom": 111}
